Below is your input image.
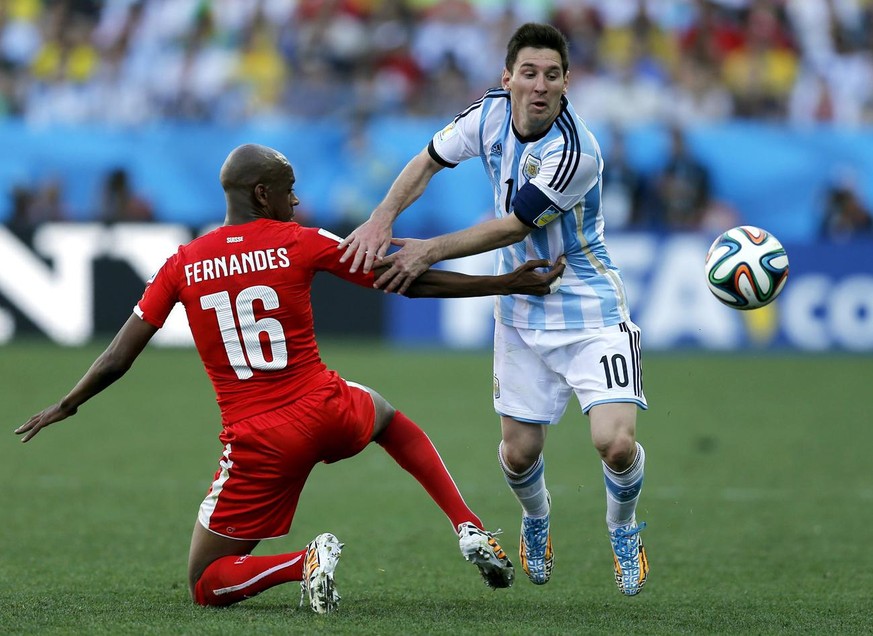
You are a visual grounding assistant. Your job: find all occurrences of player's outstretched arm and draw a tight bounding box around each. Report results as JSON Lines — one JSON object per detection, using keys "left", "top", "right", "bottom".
{"left": 14, "top": 314, "right": 158, "bottom": 443}
{"left": 401, "top": 257, "right": 565, "bottom": 299}
{"left": 338, "top": 149, "right": 444, "bottom": 275}
{"left": 376, "top": 214, "right": 531, "bottom": 295}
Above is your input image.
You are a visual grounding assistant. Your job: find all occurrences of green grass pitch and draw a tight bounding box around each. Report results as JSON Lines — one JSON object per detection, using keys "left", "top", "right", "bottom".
{"left": 2, "top": 341, "right": 871, "bottom": 635}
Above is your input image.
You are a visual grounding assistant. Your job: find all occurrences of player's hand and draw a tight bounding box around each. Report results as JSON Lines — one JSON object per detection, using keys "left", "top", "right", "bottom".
{"left": 504, "top": 256, "right": 566, "bottom": 296}
{"left": 14, "top": 403, "right": 78, "bottom": 443}
{"left": 338, "top": 216, "right": 393, "bottom": 274}
{"left": 374, "top": 238, "right": 434, "bottom": 295}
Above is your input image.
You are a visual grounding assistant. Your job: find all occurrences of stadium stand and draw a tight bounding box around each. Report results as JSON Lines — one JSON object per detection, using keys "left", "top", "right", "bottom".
{"left": 1, "top": 0, "right": 872, "bottom": 239}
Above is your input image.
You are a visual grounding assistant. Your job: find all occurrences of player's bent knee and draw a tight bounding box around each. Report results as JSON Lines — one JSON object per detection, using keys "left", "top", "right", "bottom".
{"left": 499, "top": 442, "right": 541, "bottom": 473}
{"left": 357, "top": 384, "right": 395, "bottom": 440}
{"left": 188, "top": 563, "right": 209, "bottom": 603}
{"left": 594, "top": 433, "right": 636, "bottom": 469}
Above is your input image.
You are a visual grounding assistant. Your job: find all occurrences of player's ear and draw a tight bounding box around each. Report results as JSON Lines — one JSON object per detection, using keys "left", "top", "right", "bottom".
{"left": 501, "top": 68, "right": 511, "bottom": 89}
{"left": 253, "top": 183, "right": 268, "bottom": 207}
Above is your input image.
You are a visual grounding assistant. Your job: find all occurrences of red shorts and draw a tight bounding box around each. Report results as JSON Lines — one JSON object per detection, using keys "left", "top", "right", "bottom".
{"left": 197, "top": 371, "right": 375, "bottom": 540}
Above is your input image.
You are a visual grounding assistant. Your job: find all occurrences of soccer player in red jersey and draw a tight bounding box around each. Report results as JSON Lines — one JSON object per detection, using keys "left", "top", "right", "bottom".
{"left": 15, "top": 144, "right": 564, "bottom": 613}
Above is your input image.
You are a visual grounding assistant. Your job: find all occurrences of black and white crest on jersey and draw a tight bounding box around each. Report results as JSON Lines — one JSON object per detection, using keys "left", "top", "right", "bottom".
{"left": 523, "top": 155, "right": 541, "bottom": 181}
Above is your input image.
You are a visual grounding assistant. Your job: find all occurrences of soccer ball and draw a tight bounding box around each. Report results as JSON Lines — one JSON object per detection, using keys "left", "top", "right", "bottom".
{"left": 704, "top": 225, "right": 789, "bottom": 310}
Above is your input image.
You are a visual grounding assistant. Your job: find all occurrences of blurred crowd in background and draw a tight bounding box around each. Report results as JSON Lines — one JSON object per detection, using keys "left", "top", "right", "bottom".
{"left": 3, "top": 0, "right": 873, "bottom": 126}
{"left": 1, "top": 0, "right": 872, "bottom": 238}
{"left": 3, "top": 0, "right": 873, "bottom": 125}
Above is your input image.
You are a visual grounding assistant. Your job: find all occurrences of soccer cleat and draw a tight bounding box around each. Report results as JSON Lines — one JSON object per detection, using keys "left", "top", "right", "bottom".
{"left": 518, "top": 494, "right": 553, "bottom": 585}
{"left": 610, "top": 521, "right": 648, "bottom": 596}
{"left": 299, "top": 532, "right": 343, "bottom": 614}
{"left": 458, "top": 522, "right": 515, "bottom": 589}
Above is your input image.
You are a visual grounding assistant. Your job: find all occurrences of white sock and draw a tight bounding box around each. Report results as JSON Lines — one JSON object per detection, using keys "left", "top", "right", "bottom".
{"left": 603, "top": 442, "right": 645, "bottom": 531}
{"left": 498, "top": 442, "right": 550, "bottom": 518}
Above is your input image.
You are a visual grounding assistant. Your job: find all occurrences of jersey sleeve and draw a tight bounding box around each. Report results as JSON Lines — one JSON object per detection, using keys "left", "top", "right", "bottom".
{"left": 134, "top": 252, "right": 182, "bottom": 328}
{"left": 301, "top": 227, "right": 377, "bottom": 287}
{"left": 513, "top": 147, "right": 600, "bottom": 229}
{"left": 428, "top": 101, "right": 484, "bottom": 167}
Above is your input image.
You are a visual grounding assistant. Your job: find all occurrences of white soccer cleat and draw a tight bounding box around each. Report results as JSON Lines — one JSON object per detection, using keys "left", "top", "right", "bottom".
{"left": 458, "top": 522, "right": 515, "bottom": 589}
{"left": 299, "top": 532, "right": 343, "bottom": 613}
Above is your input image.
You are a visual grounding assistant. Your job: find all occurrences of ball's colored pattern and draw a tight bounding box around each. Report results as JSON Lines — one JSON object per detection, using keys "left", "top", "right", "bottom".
{"left": 704, "top": 226, "right": 790, "bottom": 310}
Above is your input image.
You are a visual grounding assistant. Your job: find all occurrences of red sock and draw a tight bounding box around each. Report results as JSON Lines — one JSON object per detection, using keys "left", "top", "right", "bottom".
{"left": 375, "top": 410, "right": 483, "bottom": 532}
{"left": 193, "top": 550, "right": 306, "bottom": 607}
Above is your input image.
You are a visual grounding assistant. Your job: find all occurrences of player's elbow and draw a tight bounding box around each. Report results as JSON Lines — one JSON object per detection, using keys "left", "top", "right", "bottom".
{"left": 504, "top": 216, "right": 534, "bottom": 245}
{"left": 509, "top": 225, "right": 532, "bottom": 244}
{"left": 95, "top": 350, "right": 135, "bottom": 381}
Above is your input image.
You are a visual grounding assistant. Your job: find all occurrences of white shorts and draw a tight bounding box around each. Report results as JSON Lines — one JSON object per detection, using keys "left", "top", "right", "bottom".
{"left": 493, "top": 321, "right": 647, "bottom": 424}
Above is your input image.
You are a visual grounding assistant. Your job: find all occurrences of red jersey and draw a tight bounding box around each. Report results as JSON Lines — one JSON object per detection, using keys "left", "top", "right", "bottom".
{"left": 135, "top": 219, "right": 375, "bottom": 425}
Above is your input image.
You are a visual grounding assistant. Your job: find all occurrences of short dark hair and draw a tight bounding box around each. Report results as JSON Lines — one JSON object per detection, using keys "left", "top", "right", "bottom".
{"left": 505, "top": 23, "right": 570, "bottom": 74}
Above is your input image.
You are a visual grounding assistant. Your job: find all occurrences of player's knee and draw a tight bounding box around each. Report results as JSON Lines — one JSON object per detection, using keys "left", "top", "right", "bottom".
{"left": 500, "top": 440, "right": 541, "bottom": 473}
{"left": 370, "top": 394, "right": 397, "bottom": 440}
{"left": 589, "top": 404, "right": 637, "bottom": 469}
{"left": 189, "top": 573, "right": 204, "bottom": 604}
{"left": 187, "top": 560, "right": 210, "bottom": 603}
{"left": 189, "top": 566, "right": 232, "bottom": 607}
{"left": 595, "top": 433, "right": 636, "bottom": 470}
{"left": 362, "top": 386, "right": 396, "bottom": 440}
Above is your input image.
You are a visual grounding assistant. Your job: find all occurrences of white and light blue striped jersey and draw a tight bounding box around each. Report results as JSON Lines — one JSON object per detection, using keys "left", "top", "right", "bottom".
{"left": 428, "top": 89, "right": 631, "bottom": 330}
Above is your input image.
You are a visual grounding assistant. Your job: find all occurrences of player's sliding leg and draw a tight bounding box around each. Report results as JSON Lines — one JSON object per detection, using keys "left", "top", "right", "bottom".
{"left": 192, "top": 547, "right": 307, "bottom": 607}
{"left": 188, "top": 521, "right": 344, "bottom": 613}
{"left": 375, "top": 410, "right": 483, "bottom": 529}
{"left": 188, "top": 521, "right": 300, "bottom": 606}
{"left": 591, "top": 403, "right": 648, "bottom": 596}
{"left": 370, "top": 401, "right": 513, "bottom": 588}
{"left": 498, "top": 419, "right": 553, "bottom": 585}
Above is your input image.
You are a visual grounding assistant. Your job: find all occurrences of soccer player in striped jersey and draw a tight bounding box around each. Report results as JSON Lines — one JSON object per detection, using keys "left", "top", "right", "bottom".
{"left": 339, "top": 23, "right": 649, "bottom": 595}
{"left": 15, "top": 144, "right": 566, "bottom": 612}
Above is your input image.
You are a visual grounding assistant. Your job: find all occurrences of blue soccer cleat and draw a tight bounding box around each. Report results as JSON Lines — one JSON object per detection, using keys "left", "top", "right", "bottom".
{"left": 518, "top": 494, "right": 553, "bottom": 585}
{"left": 610, "top": 521, "right": 648, "bottom": 596}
